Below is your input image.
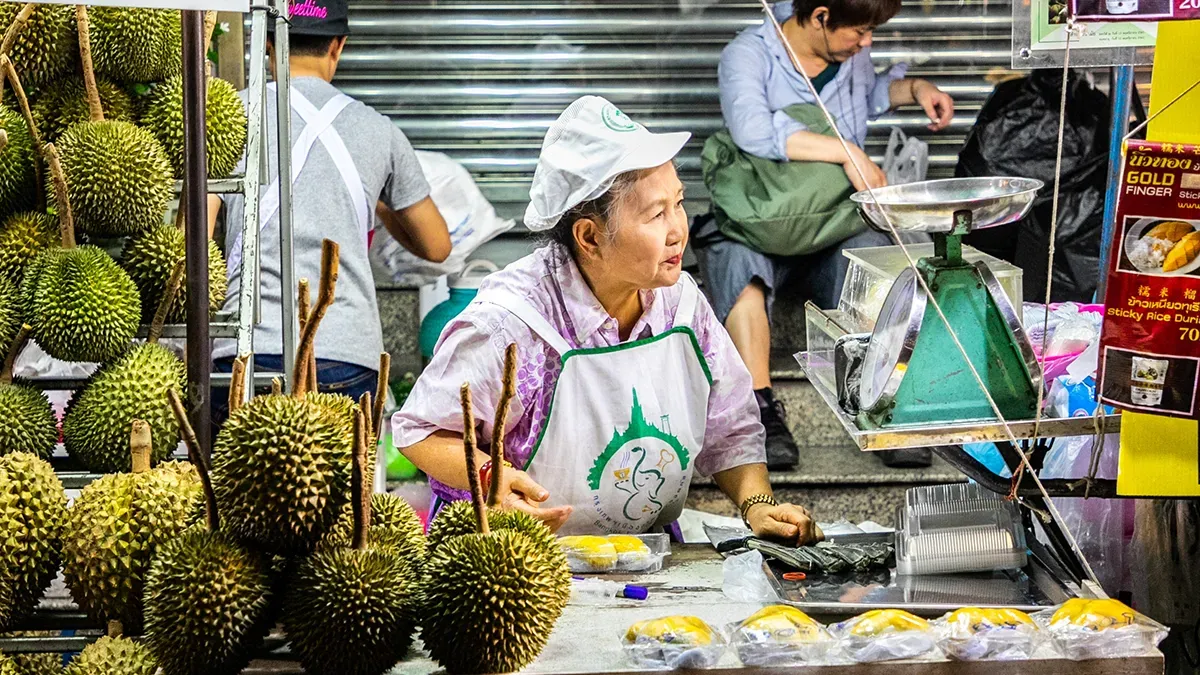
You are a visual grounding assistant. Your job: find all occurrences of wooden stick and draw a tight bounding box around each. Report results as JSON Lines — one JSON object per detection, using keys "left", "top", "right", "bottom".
{"left": 358, "top": 391, "right": 374, "bottom": 444}
{"left": 0, "top": 129, "right": 7, "bottom": 152}
{"left": 307, "top": 347, "right": 317, "bottom": 394}
{"left": 203, "top": 10, "right": 218, "bottom": 51}
{"left": 292, "top": 240, "right": 339, "bottom": 397}
{"left": 1, "top": 56, "right": 42, "bottom": 210}
{"left": 1, "top": 324, "right": 30, "bottom": 385}
{"left": 0, "top": 4, "right": 36, "bottom": 57}
{"left": 351, "top": 407, "right": 370, "bottom": 550}
{"left": 130, "top": 420, "right": 152, "bottom": 473}
{"left": 106, "top": 620, "right": 122, "bottom": 639}
{"left": 461, "top": 382, "right": 489, "bottom": 535}
{"left": 174, "top": 192, "right": 187, "bottom": 231}
{"left": 487, "top": 343, "right": 519, "bottom": 508}
{"left": 168, "top": 389, "right": 218, "bottom": 531}
{"left": 271, "top": 377, "right": 282, "bottom": 396}
{"left": 43, "top": 144, "right": 74, "bottom": 249}
{"left": 358, "top": 390, "right": 377, "bottom": 477}
{"left": 374, "top": 353, "right": 390, "bottom": 442}
{"left": 74, "top": 5, "right": 103, "bottom": 123}
{"left": 147, "top": 259, "right": 186, "bottom": 344}
{"left": 228, "top": 355, "right": 247, "bottom": 413}
{"left": 294, "top": 278, "right": 310, "bottom": 393}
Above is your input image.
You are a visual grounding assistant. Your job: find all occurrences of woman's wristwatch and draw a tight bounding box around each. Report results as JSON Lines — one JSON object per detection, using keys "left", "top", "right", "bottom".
{"left": 739, "top": 494, "right": 778, "bottom": 526}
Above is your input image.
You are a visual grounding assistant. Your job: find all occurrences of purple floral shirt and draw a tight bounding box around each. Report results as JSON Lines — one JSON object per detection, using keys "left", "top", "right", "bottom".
{"left": 391, "top": 245, "right": 767, "bottom": 505}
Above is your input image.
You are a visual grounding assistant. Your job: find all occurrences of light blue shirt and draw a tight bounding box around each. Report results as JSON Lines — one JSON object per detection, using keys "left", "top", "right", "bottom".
{"left": 718, "top": 1, "right": 907, "bottom": 162}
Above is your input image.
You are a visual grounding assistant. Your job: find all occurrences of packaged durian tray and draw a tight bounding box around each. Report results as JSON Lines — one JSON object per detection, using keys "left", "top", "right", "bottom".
{"left": 558, "top": 533, "right": 670, "bottom": 574}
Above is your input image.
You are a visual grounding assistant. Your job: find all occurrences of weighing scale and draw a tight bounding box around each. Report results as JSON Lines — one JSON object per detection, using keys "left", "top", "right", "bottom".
{"left": 847, "top": 177, "right": 1046, "bottom": 430}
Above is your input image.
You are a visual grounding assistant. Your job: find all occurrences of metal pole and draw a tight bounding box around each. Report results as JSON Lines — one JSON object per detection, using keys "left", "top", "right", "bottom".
{"left": 182, "top": 10, "right": 211, "bottom": 457}
{"left": 1096, "top": 65, "right": 1135, "bottom": 299}
{"left": 236, "top": 7, "right": 269, "bottom": 399}
{"left": 273, "top": 0, "right": 297, "bottom": 388}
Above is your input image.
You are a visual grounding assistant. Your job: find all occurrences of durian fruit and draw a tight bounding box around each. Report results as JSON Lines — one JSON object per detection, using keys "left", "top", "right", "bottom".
{"left": 210, "top": 242, "right": 354, "bottom": 554}
{"left": 0, "top": 3, "right": 75, "bottom": 91}
{"left": 0, "top": 211, "right": 57, "bottom": 286}
{"left": 420, "top": 382, "right": 570, "bottom": 674}
{"left": 0, "top": 653, "right": 18, "bottom": 675}
{"left": 0, "top": 104, "right": 36, "bottom": 216}
{"left": 23, "top": 144, "right": 139, "bottom": 363}
{"left": 282, "top": 406, "right": 421, "bottom": 675}
{"left": 3, "top": 631, "right": 66, "bottom": 675}
{"left": 63, "top": 636, "right": 156, "bottom": 675}
{"left": 0, "top": 276, "right": 20, "bottom": 358}
{"left": 63, "top": 266, "right": 187, "bottom": 472}
{"left": 143, "top": 390, "right": 273, "bottom": 675}
{"left": 62, "top": 420, "right": 201, "bottom": 633}
{"left": 0, "top": 325, "right": 57, "bottom": 460}
{"left": 56, "top": 7, "right": 171, "bottom": 238}
{"left": 141, "top": 76, "right": 247, "bottom": 179}
{"left": 121, "top": 224, "right": 227, "bottom": 323}
{"left": 31, "top": 77, "right": 135, "bottom": 143}
{"left": 0, "top": 451, "right": 67, "bottom": 629}
{"left": 322, "top": 492, "right": 427, "bottom": 565}
{"left": 85, "top": 7, "right": 180, "bottom": 83}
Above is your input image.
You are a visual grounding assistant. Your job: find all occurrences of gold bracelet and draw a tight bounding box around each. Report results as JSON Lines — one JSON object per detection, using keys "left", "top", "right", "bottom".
{"left": 739, "top": 494, "right": 778, "bottom": 525}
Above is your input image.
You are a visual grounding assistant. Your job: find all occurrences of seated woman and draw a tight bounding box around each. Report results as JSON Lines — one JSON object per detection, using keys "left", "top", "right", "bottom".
{"left": 394, "top": 96, "right": 820, "bottom": 544}
{"left": 697, "top": 0, "right": 956, "bottom": 469}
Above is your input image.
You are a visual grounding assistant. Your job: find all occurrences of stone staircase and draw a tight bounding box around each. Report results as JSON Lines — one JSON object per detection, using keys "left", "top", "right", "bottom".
{"left": 376, "top": 273, "right": 965, "bottom": 528}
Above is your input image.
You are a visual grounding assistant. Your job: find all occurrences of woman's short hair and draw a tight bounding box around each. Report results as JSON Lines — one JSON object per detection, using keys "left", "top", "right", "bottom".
{"left": 544, "top": 170, "right": 641, "bottom": 254}
{"left": 793, "top": 0, "right": 901, "bottom": 30}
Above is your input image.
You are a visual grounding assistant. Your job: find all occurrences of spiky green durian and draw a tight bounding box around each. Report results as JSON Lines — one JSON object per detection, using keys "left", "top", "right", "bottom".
{"left": 9, "top": 651, "right": 62, "bottom": 675}
{"left": 143, "top": 526, "right": 273, "bottom": 675}
{"left": 0, "top": 4, "right": 75, "bottom": 91}
{"left": 0, "top": 276, "right": 20, "bottom": 358}
{"left": 211, "top": 394, "right": 353, "bottom": 555}
{"left": 0, "top": 106, "right": 36, "bottom": 216}
{"left": 63, "top": 636, "right": 156, "bottom": 675}
{"left": 86, "top": 7, "right": 180, "bottom": 83}
{"left": 322, "top": 493, "right": 427, "bottom": 564}
{"left": 421, "top": 528, "right": 571, "bottom": 674}
{"left": 0, "top": 653, "right": 19, "bottom": 675}
{"left": 120, "top": 225, "right": 227, "bottom": 323}
{"left": 62, "top": 457, "right": 201, "bottom": 632}
{"left": 0, "top": 212, "right": 57, "bottom": 286}
{"left": 426, "top": 499, "right": 484, "bottom": 553}
{"left": 0, "top": 452, "right": 67, "bottom": 629}
{"left": 55, "top": 120, "right": 172, "bottom": 238}
{"left": 63, "top": 344, "right": 186, "bottom": 472}
{"left": 0, "top": 383, "right": 57, "bottom": 461}
{"left": 31, "top": 77, "right": 136, "bottom": 143}
{"left": 141, "top": 76, "right": 247, "bottom": 179}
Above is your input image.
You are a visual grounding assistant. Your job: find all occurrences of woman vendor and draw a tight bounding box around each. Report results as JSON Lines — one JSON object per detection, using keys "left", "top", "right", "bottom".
{"left": 394, "top": 96, "right": 821, "bottom": 544}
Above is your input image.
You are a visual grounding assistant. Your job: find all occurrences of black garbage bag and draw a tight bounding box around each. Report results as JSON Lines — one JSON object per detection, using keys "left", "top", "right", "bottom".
{"left": 956, "top": 70, "right": 1111, "bottom": 303}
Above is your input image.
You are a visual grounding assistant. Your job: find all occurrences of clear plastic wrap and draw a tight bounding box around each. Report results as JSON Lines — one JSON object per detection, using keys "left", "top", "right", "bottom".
{"left": 729, "top": 606, "right": 837, "bottom": 666}
{"left": 559, "top": 534, "right": 670, "bottom": 574}
{"left": 1036, "top": 599, "right": 1169, "bottom": 660}
{"left": 721, "top": 551, "right": 776, "bottom": 603}
{"left": 830, "top": 609, "right": 938, "bottom": 663}
{"left": 934, "top": 607, "right": 1041, "bottom": 661}
{"left": 622, "top": 616, "right": 727, "bottom": 669}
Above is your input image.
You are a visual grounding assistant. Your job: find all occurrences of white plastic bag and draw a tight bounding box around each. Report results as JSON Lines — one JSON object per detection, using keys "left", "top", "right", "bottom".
{"left": 370, "top": 151, "right": 514, "bottom": 286}
{"left": 721, "top": 551, "right": 776, "bottom": 603}
{"left": 882, "top": 128, "right": 929, "bottom": 186}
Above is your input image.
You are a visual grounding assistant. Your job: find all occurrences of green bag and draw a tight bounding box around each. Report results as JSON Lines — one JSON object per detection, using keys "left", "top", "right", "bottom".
{"left": 701, "top": 104, "right": 866, "bottom": 257}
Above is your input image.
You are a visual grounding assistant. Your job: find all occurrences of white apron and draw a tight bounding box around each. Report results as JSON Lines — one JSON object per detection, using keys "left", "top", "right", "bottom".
{"left": 478, "top": 275, "right": 712, "bottom": 536}
{"left": 227, "top": 86, "right": 371, "bottom": 278}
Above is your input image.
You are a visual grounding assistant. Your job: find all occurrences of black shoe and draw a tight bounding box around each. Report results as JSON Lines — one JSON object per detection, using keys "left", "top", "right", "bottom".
{"left": 757, "top": 390, "right": 799, "bottom": 471}
{"left": 879, "top": 448, "right": 933, "bottom": 468}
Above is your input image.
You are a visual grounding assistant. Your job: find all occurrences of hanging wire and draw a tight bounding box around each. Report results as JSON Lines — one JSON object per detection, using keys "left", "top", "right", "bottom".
{"left": 1124, "top": 75, "right": 1200, "bottom": 142}
{"left": 755, "top": 0, "right": 1101, "bottom": 586}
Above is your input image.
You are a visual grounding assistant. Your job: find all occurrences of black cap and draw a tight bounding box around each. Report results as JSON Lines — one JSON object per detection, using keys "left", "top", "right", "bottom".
{"left": 272, "top": 0, "right": 348, "bottom": 36}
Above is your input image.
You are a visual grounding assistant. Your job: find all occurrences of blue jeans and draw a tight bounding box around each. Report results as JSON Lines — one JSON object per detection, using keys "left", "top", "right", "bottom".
{"left": 211, "top": 355, "right": 378, "bottom": 437}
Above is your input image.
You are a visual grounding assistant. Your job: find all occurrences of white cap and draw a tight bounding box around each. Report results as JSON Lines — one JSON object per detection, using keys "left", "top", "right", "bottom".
{"left": 524, "top": 96, "right": 691, "bottom": 232}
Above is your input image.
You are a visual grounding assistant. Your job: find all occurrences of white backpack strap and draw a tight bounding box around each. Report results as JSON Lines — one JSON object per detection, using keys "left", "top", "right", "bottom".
{"left": 227, "top": 87, "right": 356, "bottom": 277}
{"left": 295, "top": 94, "right": 371, "bottom": 241}
{"left": 673, "top": 272, "right": 699, "bottom": 327}
{"left": 476, "top": 290, "right": 573, "bottom": 356}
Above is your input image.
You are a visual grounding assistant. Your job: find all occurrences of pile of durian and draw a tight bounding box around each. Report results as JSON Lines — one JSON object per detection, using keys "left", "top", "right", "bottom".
{"left": 0, "top": 240, "right": 572, "bottom": 675}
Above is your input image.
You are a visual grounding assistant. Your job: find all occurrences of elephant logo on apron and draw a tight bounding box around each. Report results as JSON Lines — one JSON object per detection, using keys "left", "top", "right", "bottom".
{"left": 587, "top": 390, "right": 691, "bottom": 530}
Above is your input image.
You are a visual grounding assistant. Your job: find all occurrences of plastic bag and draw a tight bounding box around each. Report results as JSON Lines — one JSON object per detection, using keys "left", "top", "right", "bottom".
{"left": 934, "top": 607, "right": 1041, "bottom": 661}
{"left": 957, "top": 71, "right": 1111, "bottom": 302}
{"left": 721, "top": 551, "right": 775, "bottom": 603}
{"left": 1036, "top": 598, "right": 1168, "bottom": 660}
{"left": 622, "top": 616, "right": 727, "bottom": 669}
{"left": 882, "top": 127, "right": 929, "bottom": 186}
{"left": 559, "top": 534, "right": 669, "bottom": 574}
{"left": 370, "top": 151, "right": 515, "bottom": 286}
{"left": 830, "top": 609, "right": 938, "bottom": 663}
{"left": 729, "top": 605, "right": 837, "bottom": 666}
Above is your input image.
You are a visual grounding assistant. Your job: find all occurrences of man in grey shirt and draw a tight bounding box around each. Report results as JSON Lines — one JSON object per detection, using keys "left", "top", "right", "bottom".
{"left": 209, "top": 0, "right": 449, "bottom": 427}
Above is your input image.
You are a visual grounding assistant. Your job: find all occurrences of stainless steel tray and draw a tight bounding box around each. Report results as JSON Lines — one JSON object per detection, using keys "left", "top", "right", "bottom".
{"left": 795, "top": 351, "right": 1122, "bottom": 451}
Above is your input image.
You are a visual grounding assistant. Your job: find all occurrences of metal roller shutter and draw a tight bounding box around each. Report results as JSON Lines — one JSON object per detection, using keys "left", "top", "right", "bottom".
{"left": 335, "top": 0, "right": 1014, "bottom": 223}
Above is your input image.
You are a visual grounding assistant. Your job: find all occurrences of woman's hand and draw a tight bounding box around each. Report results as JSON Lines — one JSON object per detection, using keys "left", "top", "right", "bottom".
{"left": 745, "top": 501, "right": 824, "bottom": 546}
{"left": 491, "top": 467, "right": 573, "bottom": 532}
{"left": 912, "top": 80, "right": 955, "bottom": 132}
{"left": 843, "top": 145, "right": 887, "bottom": 193}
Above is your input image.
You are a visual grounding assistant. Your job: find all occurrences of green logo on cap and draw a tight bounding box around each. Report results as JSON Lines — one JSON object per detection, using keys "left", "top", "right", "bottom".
{"left": 601, "top": 105, "right": 639, "bottom": 133}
